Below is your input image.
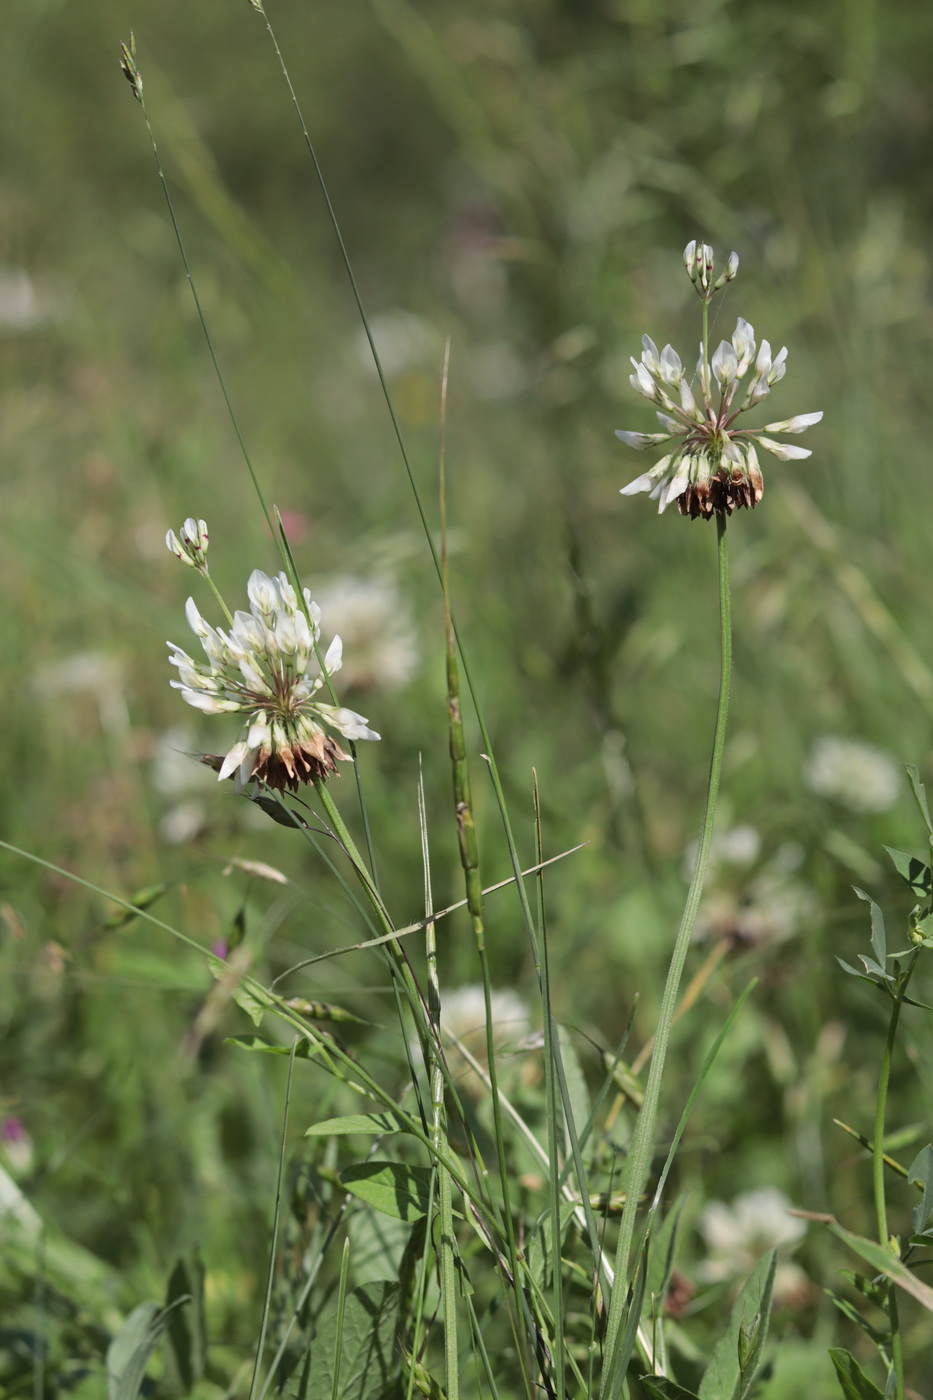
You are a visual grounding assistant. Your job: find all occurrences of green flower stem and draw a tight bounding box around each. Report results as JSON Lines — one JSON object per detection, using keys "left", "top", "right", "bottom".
{"left": 873, "top": 950, "right": 918, "bottom": 1400}
{"left": 603, "top": 512, "right": 731, "bottom": 1391}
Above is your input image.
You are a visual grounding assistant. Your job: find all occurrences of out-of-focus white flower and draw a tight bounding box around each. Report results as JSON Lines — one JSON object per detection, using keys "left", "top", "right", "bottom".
{"left": 355, "top": 310, "right": 434, "bottom": 379}
{"left": 684, "top": 824, "right": 761, "bottom": 882}
{"left": 168, "top": 568, "right": 379, "bottom": 792}
{"left": 312, "top": 576, "right": 418, "bottom": 692}
{"left": 33, "top": 650, "right": 129, "bottom": 739}
{"left": 616, "top": 244, "right": 822, "bottom": 519}
{"left": 804, "top": 736, "right": 900, "bottom": 813}
{"left": 699, "top": 1188, "right": 808, "bottom": 1304}
{"left": 437, "top": 985, "right": 531, "bottom": 1068}
{"left": 0, "top": 265, "right": 66, "bottom": 331}
{"left": 691, "top": 835, "right": 815, "bottom": 948}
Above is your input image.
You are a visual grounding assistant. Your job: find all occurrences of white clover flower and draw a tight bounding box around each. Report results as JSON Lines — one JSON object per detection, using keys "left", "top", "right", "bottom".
{"left": 804, "top": 736, "right": 900, "bottom": 813}
{"left": 698, "top": 1187, "right": 809, "bottom": 1305}
{"left": 168, "top": 567, "right": 379, "bottom": 793}
{"left": 616, "top": 245, "right": 822, "bottom": 519}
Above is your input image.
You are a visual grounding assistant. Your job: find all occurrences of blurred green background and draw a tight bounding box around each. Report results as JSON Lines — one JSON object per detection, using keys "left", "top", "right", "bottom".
{"left": 3, "top": 0, "right": 933, "bottom": 1393}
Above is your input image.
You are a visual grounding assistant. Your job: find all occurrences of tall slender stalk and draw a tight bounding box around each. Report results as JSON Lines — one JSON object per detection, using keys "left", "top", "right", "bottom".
{"left": 873, "top": 950, "right": 918, "bottom": 1400}
{"left": 603, "top": 512, "right": 732, "bottom": 1393}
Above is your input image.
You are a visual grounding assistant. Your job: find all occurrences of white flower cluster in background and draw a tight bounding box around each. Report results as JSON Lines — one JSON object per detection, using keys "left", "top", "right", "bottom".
{"left": 804, "top": 736, "right": 900, "bottom": 813}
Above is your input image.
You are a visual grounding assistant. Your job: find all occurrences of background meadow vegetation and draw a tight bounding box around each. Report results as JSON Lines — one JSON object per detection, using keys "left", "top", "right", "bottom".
{"left": 3, "top": 0, "right": 933, "bottom": 1395}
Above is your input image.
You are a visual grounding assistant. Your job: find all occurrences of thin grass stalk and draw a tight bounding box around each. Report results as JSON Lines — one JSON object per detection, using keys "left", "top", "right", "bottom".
{"left": 533, "top": 773, "right": 566, "bottom": 1396}
{"left": 248, "top": 6, "right": 546, "bottom": 986}
{"left": 247, "top": 1042, "right": 297, "bottom": 1400}
{"left": 873, "top": 953, "right": 918, "bottom": 1400}
{"left": 330, "top": 1240, "right": 352, "bottom": 1400}
{"left": 419, "top": 767, "right": 460, "bottom": 1400}
{"left": 121, "top": 52, "right": 383, "bottom": 898}
{"left": 438, "top": 347, "right": 535, "bottom": 1398}
{"left": 603, "top": 512, "right": 732, "bottom": 1395}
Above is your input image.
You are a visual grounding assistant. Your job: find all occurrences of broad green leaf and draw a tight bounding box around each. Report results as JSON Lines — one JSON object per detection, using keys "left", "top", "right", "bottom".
{"left": 698, "top": 1249, "right": 776, "bottom": 1400}
{"left": 908, "top": 1144, "right": 933, "bottom": 1235}
{"left": 827, "top": 1348, "right": 884, "bottom": 1400}
{"left": 641, "top": 1379, "right": 700, "bottom": 1400}
{"left": 340, "top": 1161, "right": 434, "bottom": 1221}
{"left": 285, "top": 1281, "right": 400, "bottom": 1400}
{"left": 163, "top": 1252, "right": 206, "bottom": 1395}
{"left": 828, "top": 1222, "right": 933, "bottom": 1313}
{"left": 106, "top": 1298, "right": 187, "bottom": 1400}
{"left": 883, "top": 847, "right": 931, "bottom": 900}
{"left": 306, "top": 1110, "right": 416, "bottom": 1138}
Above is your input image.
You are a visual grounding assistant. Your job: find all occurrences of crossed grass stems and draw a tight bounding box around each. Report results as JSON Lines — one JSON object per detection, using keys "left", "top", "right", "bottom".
{"left": 91, "top": 20, "right": 925, "bottom": 1400}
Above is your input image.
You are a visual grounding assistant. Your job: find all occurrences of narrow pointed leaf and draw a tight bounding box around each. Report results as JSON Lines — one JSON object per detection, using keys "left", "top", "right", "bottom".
{"left": 828, "top": 1222, "right": 933, "bottom": 1313}
{"left": 905, "top": 765, "right": 933, "bottom": 837}
{"left": 698, "top": 1249, "right": 776, "bottom": 1400}
{"left": 827, "top": 1349, "right": 884, "bottom": 1400}
{"left": 107, "top": 1298, "right": 188, "bottom": 1400}
{"left": 853, "top": 887, "right": 886, "bottom": 965}
{"left": 163, "top": 1253, "right": 206, "bottom": 1394}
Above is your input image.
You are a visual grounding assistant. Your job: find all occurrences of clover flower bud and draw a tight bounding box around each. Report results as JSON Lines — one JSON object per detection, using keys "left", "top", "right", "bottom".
{"left": 713, "top": 251, "right": 740, "bottom": 291}
{"left": 684, "top": 240, "right": 698, "bottom": 282}
{"left": 166, "top": 518, "right": 210, "bottom": 571}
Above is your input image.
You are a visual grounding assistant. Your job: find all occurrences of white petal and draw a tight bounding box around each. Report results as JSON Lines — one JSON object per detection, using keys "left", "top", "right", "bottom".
{"left": 757, "top": 437, "right": 812, "bottom": 461}
{"left": 620, "top": 473, "right": 655, "bottom": 496}
{"left": 614, "top": 430, "right": 671, "bottom": 449}
{"left": 247, "top": 570, "right": 278, "bottom": 617}
{"left": 323, "top": 635, "right": 343, "bottom": 674}
{"left": 219, "top": 740, "right": 250, "bottom": 782}
{"left": 640, "top": 335, "right": 660, "bottom": 372}
{"left": 762, "top": 411, "right": 823, "bottom": 433}
{"left": 711, "top": 341, "right": 738, "bottom": 387}
{"left": 659, "top": 344, "right": 683, "bottom": 386}
{"left": 320, "top": 705, "right": 380, "bottom": 741}
{"left": 658, "top": 460, "right": 691, "bottom": 513}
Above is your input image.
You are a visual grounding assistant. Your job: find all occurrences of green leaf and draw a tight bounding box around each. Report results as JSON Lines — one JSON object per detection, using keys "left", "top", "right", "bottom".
{"left": 828, "top": 1222, "right": 933, "bottom": 1313}
{"left": 225, "top": 1034, "right": 320, "bottom": 1059}
{"left": 698, "top": 1249, "right": 776, "bottom": 1400}
{"left": 905, "top": 764, "right": 933, "bottom": 838}
{"left": 883, "top": 847, "right": 931, "bottom": 900}
{"left": 644, "top": 1196, "right": 686, "bottom": 1324}
{"left": 340, "top": 1161, "right": 434, "bottom": 1221}
{"left": 907, "top": 1144, "right": 933, "bottom": 1236}
{"left": 106, "top": 1298, "right": 187, "bottom": 1400}
{"left": 827, "top": 1348, "right": 884, "bottom": 1400}
{"left": 306, "top": 1110, "right": 417, "bottom": 1138}
{"left": 641, "top": 1380, "right": 700, "bottom": 1400}
{"left": 285, "top": 1281, "right": 401, "bottom": 1400}
{"left": 853, "top": 887, "right": 886, "bottom": 966}
{"left": 163, "top": 1252, "right": 206, "bottom": 1395}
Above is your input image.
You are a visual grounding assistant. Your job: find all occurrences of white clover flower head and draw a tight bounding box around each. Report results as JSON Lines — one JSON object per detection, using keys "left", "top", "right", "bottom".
{"left": 804, "top": 736, "right": 900, "bottom": 814}
{"left": 616, "top": 246, "right": 822, "bottom": 520}
{"left": 699, "top": 1188, "right": 806, "bottom": 1282}
{"left": 167, "top": 567, "right": 379, "bottom": 793}
{"left": 166, "top": 518, "right": 209, "bottom": 571}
